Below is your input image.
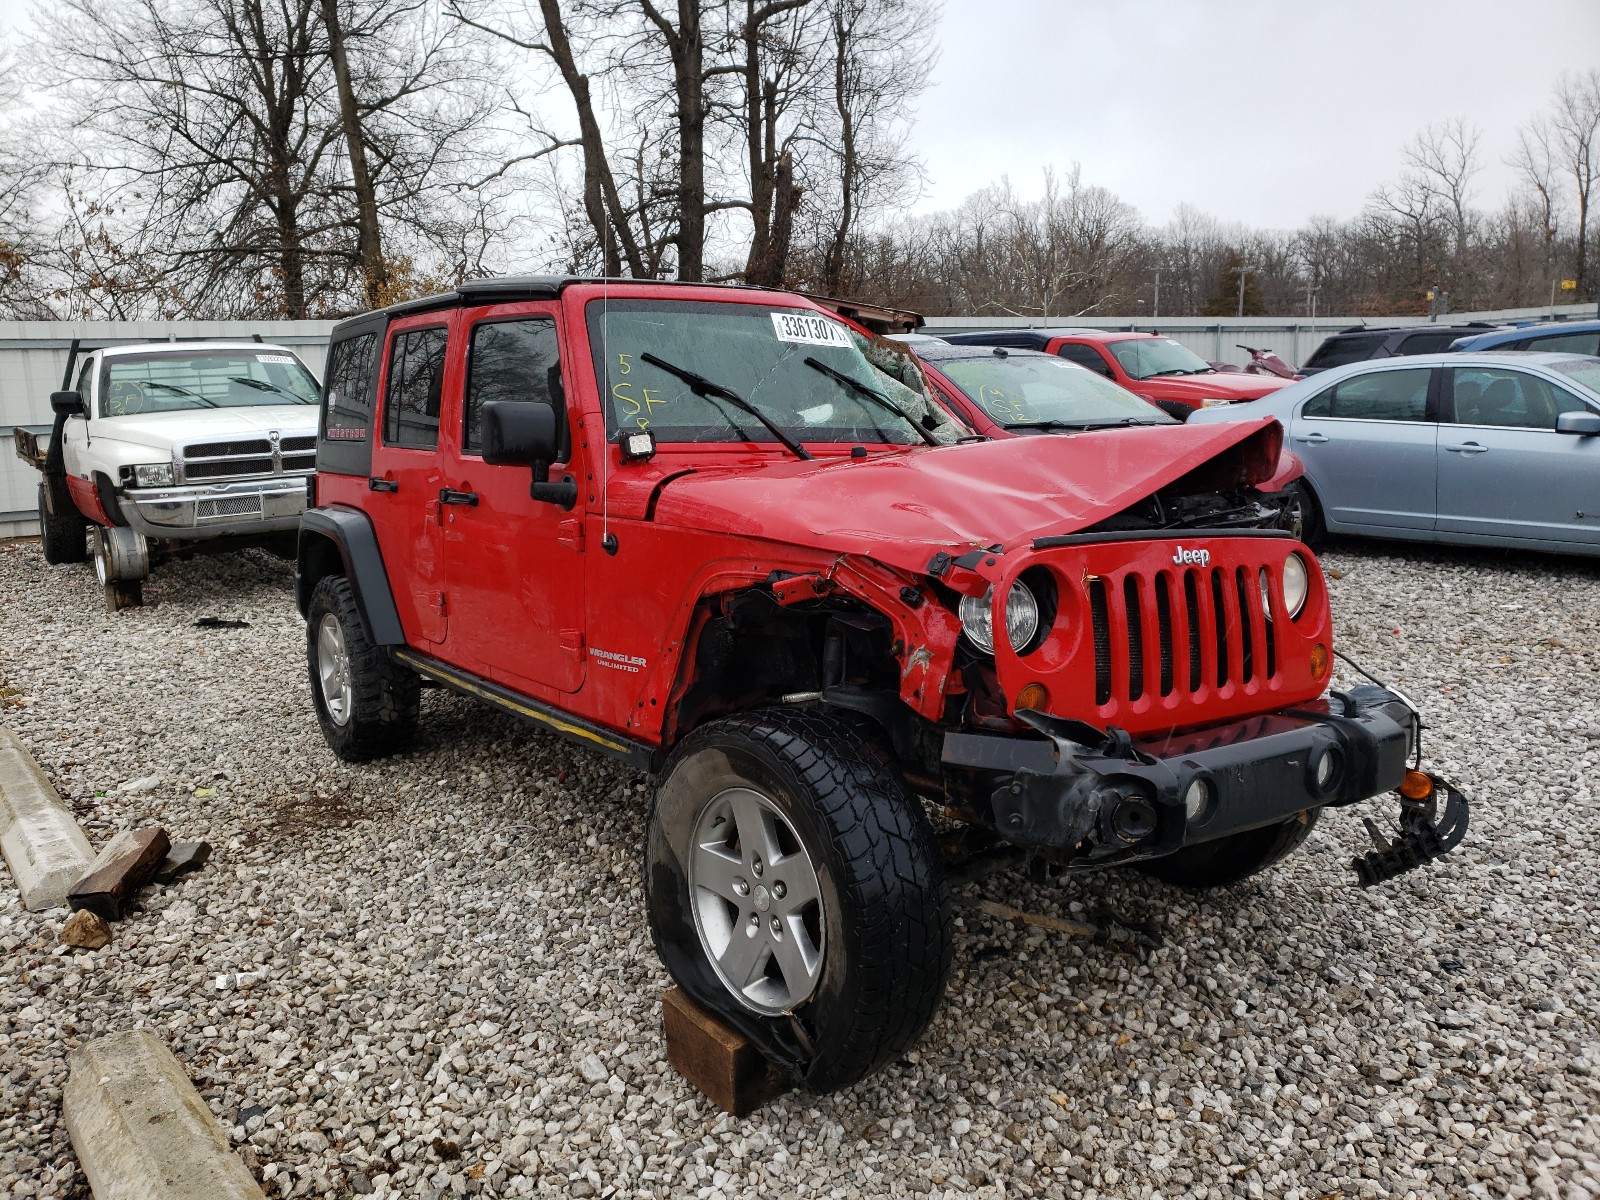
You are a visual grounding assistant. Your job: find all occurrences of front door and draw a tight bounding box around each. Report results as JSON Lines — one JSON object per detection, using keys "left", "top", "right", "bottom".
{"left": 438, "top": 306, "right": 587, "bottom": 694}
{"left": 367, "top": 316, "right": 453, "bottom": 646}
{"left": 1289, "top": 366, "right": 1439, "bottom": 533}
{"left": 1436, "top": 365, "right": 1600, "bottom": 547}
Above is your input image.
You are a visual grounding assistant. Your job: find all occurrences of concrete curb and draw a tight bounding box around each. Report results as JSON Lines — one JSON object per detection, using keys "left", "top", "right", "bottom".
{"left": 64, "top": 1029, "right": 267, "bottom": 1200}
{"left": 0, "top": 725, "right": 94, "bottom": 910}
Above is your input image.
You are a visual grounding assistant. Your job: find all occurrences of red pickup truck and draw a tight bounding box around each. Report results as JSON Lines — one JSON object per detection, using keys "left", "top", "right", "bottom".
{"left": 942, "top": 328, "right": 1291, "bottom": 417}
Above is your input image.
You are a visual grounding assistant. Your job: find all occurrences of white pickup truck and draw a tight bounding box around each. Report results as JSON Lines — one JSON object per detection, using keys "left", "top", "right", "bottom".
{"left": 16, "top": 341, "right": 322, "bottom": 605}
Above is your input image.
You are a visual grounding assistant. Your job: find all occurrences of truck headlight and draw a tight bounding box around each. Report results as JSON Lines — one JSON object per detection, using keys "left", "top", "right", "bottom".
{"left": 959, "top": 581, "right": 1040, "bottom": 654}
{"left": 133, "top": 463, "right": 174, "bottom": 488}
{"left": 1281, "top": 552, "right": 1309, "bottom": 618}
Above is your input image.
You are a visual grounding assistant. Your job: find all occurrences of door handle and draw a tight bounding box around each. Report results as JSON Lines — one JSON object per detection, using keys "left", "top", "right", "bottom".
{"left": 439, "top": 487, "right": 479, "bottom": 506}
{"left": 368, "top": 477, "right": 398, "bottom": 492}
{"left": 1293, "top": 432, "right": 1328, "bottom": 444}
{"left": 1444, "top": 442, "right": 1489, "bottom": 454}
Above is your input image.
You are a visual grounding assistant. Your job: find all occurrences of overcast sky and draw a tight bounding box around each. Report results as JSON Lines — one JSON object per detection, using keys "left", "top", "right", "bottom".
{"left": 909, "top": 0, "right": 1600, "bottom": 229}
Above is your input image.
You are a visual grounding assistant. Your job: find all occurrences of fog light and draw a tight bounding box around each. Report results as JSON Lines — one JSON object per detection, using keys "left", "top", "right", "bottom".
{"left": 1400, "top": 770, "right": 1435, "bottom": 801}
{"left": 1111, "top": 795, "right": 1158, "bottom": 843}
{"left": 1015, "top": 682, "right": 1049, "bottom": 712}
{"left": 1311, "top": 746, "right": 1343, "bottom": 795}
{"left": 1183, "top": 778, "right": 1213, "bottom": 823}
{"left": 1310, "top": 643, "right": 1329, "bottom": 679}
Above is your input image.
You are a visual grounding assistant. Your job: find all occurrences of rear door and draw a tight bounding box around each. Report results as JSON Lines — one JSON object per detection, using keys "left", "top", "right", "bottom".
{"left": 367, "top": 315, "right": 453, "bottom": 646}
{"left": 438, "top": 305, "right": 587, "bottom": 694}
{"left": 1436, "top": 364, "right": 1600, "bottom": 547}
{"left": 1288, "top": 366, "right": 1439, "bottom": 533}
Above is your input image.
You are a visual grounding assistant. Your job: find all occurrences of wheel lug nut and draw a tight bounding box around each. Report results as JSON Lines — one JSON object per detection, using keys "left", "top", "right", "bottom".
{"left": 733, "top": 878, "right": 749, "bottom": 896}
{"left": 751, "top": 858, "right": 763, "bottom": 877}
{"left": 769, "top": 917, "right": 782, "bottom": 937}
{"left": 772, "top": 882, "right": 786, "bottom": 900}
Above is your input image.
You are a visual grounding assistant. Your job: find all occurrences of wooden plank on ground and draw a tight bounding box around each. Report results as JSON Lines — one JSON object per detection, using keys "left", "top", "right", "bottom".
{"left": 68, "top": 827, "right": 170, "bottom": 921}
{"left": 662, "top": 986, "right": 789, "bottom": 1117}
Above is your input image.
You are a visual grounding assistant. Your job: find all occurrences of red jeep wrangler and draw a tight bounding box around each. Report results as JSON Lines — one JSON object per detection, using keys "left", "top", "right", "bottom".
{"left": 296, "top": 276, "right": 1468, "bottom": 1093}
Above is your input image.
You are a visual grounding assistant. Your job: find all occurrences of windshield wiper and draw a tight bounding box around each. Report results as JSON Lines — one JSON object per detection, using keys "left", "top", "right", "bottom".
{"left": 1004, "top": 419, "right": 1094, "bottom": 432}
{"left": 801, "top": 356, "right": 940, "bottom": 447}
{"left": 640, "top": 353, "right": 812, "bottom": 460}
{"left": 1009, "top": 417, "right": 1169, "bottom": 432}
{"left": 228, "top": 376, "right": 315, "bottom": 403}
{"left": 140, "top": 381, "right": 219, "bottom": 407}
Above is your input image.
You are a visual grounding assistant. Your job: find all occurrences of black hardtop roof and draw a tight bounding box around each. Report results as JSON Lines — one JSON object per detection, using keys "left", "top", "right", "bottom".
{"left": 1330, "top": 321, "right": 1499, "bottom": 335}
{"left": 326, "top": 275, "right": 892, "bottom": 340}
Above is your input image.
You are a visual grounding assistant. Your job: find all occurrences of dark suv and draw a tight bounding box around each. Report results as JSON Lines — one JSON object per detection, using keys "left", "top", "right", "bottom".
{"left": 295, "top": 275, "right": 1469, "bottom": 1093}
{"left": 1299, "top": 323, "right": 1500, "bottom": 375}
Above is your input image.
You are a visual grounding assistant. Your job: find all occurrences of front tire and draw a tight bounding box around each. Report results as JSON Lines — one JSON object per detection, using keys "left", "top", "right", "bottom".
{"left": 1279, "top": 481, "right": 1326, "bottom": 549}
{"left": 306, "top": 575, "right": 419, "bottom": 762}
{"left": 1139, "top": 809, "right": 1320, "bottom": 889}
{"left": 646, "top": 709, "right": 953, "bottom": 1093}
{"left": 37, "top": 484, "right": 88, "bottom": 565}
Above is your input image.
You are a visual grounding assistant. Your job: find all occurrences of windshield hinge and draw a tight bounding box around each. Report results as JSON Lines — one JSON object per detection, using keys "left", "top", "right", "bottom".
{"left": 558, "top": 517, "right": 584, "bottom": 552}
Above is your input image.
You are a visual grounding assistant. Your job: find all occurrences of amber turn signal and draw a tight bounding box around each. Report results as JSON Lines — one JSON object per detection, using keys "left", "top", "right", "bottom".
{"left": 1015, "top": 682, "right": 1049, "bottom": 712}
{"left": 1399, "top": 770, "right": 1435, "bottom": 801}
{"left": 1309, "top": 643, "right": 1330, "bottom": 679}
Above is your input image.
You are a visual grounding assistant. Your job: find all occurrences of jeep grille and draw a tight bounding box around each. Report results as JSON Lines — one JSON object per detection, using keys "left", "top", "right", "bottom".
{"left": 1090, "top": 561, "right": 1278, "bottom": 707}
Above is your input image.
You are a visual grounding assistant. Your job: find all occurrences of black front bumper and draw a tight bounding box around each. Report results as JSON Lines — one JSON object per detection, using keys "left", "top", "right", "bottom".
{"left": 942, "top": 685, "right": 1466, "bottom": 882}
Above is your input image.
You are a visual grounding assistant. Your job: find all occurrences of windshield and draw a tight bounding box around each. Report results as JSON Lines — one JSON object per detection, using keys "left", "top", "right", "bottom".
{"left": 1108, "top": 337, "right": 1214, "bottom": 380}
{"left": 937, "top": 354, "right": 1174, "bottom": 428}
{"left": 100, "top": 350, "right": 320, "bottom": 417}
{"left": 586, "top": 299, "right": 962, "bottom": 446}
{"left": 1548, "top": 357, "right": 1600, "bottom": 396}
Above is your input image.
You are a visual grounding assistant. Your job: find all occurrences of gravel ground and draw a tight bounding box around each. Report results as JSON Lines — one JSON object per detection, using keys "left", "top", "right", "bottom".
{"left": 1, "top": 536, "right": 1597, "bottom": 1200}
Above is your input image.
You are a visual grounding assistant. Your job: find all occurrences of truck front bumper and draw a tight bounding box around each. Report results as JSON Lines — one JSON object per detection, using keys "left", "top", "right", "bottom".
{"left": 120, "top": 477, "right": 309, "bottom": 540}
{"left": 941, "top": 685, "right": 1468, "bottom": 885}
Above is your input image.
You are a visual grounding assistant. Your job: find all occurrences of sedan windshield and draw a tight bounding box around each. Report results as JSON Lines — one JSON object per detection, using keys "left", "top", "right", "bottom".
{"left": 587, "top": 299, "right": 961, "bottom": 446}
{"left": 1108, "top": 337, "right": 1214, "bottom": 380}
{"left": 937, "top": 354, "right": 1174, "bottom": 428}
{"left": 100, "top": 351, "right": 320, "bottom": 417}
{"left": 1547, "top": 357, "right": 1600, "bottom": 397}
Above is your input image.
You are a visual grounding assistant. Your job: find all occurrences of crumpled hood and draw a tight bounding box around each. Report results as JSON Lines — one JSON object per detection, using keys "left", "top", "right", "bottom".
{"left": 649, "top": 418, "right": 1283, "bottom": 574}
{"left": 92, "top": 406, "right": 318, "bottom": 452}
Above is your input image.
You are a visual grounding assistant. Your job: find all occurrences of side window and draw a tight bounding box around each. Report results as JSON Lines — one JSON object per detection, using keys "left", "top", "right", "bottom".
{"left": 74, "top": 359, "right": 95, "bottom": 411}
{"left": 382, "top": 327, "right": 449, "bottom": 450}
{"left": 1325, "top": 368, "right": 1431, "bottom": 421}
{"left": 323, "top": 333, "right": 378, "bottom": 443}
{"left": 1449, "top": 367, "right": 1588, "bottom": 431}
{"left": 1056, "top": 343, "right": 1113, "bottom": 376}
{"left": 1300, "top": 388, "right": 1332, "bottom": 418}
{"left": 463, "top": 317, "right": 561, "bottom": 456}
{"left": 1526, "top": 330, "right": 1600, "bottom": 356}
{"left": 1395, "top": 331, "right": 1459, "bottom": 355}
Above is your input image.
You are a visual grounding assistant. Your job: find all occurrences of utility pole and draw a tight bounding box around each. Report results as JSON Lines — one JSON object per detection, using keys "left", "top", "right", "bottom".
{"left": 1236, "top": 262, "right": 1247, "bottom": 318}
{"left": 1152, "top": 268, "right": 1161, "bottom": 321}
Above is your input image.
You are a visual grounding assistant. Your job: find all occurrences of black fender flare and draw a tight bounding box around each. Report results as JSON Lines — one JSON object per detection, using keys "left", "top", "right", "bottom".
{"left": 296, "top": 507, "right": 405, "bottom": 646}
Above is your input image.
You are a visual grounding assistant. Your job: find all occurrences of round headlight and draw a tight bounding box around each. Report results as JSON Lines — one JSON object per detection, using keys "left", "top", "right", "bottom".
{"left": 1281, "top": 552, "right": 1309, "bottom": 619}
{"left": 959, "top": 581, "right": 1040, "bottom": 654}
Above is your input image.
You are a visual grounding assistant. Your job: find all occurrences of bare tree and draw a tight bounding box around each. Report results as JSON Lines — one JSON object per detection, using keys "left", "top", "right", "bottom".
{"left": 1508, "top": 114, "right": 1563, "bottom": 280}
{"left": 1548, "top": 69, "right": 1600, "bottom": 294}
{"left": 1405, "top": 117, "right": 1480, "bottom": 261}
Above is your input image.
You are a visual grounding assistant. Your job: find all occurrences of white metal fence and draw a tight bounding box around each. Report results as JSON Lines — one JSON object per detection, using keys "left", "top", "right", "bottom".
{"left": 3, "top": 302, "right": 1595, "bottom": 536}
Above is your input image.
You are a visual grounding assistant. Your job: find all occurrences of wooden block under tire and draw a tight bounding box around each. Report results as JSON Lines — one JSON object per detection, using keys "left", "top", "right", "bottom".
{"left": 662, "top": 986, "right": 789, "bottom": 1117}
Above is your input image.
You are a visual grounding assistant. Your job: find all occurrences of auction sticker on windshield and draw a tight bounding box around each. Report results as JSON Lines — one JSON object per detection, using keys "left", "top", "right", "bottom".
{"left": 772, "top": 312, "right": 853, "bottom": 347}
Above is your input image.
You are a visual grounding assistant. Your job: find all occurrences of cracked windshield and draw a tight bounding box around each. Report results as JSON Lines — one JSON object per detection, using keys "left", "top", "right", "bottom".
{"left": 587, "top": 299, "right": 961, "bottom": 446}
{"left": 101, "top": 351, "right": 320, "bottom": 416}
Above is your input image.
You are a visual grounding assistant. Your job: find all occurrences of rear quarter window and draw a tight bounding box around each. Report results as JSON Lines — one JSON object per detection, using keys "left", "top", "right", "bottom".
{"left": 318, "top": 330, "right": 380, "bottom": 476}
{"left": 1305, "top": 334, "right": 1385, "bottom": 369}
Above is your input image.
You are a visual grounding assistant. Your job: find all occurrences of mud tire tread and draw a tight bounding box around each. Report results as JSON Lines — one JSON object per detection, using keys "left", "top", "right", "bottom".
{"left": 38, "top": 483, "right": 88, "bottom": 565}
{"left": 306, "top": 575, "right": 419, "bottom": 762}
{"left": 1140, "top": 808, "right": 1321, "bottom": 889}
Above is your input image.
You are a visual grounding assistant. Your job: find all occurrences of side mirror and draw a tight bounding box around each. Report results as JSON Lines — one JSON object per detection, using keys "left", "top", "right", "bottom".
{"left": 51, "top": 390, "right": 87, "bottom": 417}
{"left": 482, "top": 400, "right": 577, "bottom": 508}
{"left": 1555, "top": 410, "right": 1600, "bottom": 436}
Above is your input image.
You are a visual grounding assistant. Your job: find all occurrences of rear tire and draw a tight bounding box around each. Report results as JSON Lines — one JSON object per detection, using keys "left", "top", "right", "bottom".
{"left": 37, "top": 484, "right": 88, "bottom": 565}
{"left": 306, "top": 575, "right": 419, "bottom": 762}
{"left": 646, "top": 709, "right": 953, "bottom": 1093}
{"left": 1139, "top": 809, "right": 1320, "bottom": 889}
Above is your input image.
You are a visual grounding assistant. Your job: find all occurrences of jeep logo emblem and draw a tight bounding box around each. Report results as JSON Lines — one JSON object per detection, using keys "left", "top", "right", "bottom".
{"left": 1172, "top": 546, "right": 1210, "bottom": 566}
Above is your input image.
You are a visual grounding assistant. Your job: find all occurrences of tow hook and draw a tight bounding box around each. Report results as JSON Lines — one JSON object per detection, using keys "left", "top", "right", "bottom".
{"left": 1348, "top": 770, "right": 1470, "bottom": 887}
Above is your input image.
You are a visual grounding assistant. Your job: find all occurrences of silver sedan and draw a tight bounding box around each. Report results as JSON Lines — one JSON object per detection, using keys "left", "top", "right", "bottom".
{"left": 1186, "top": 351, "right": 1600, "bottom": 555}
